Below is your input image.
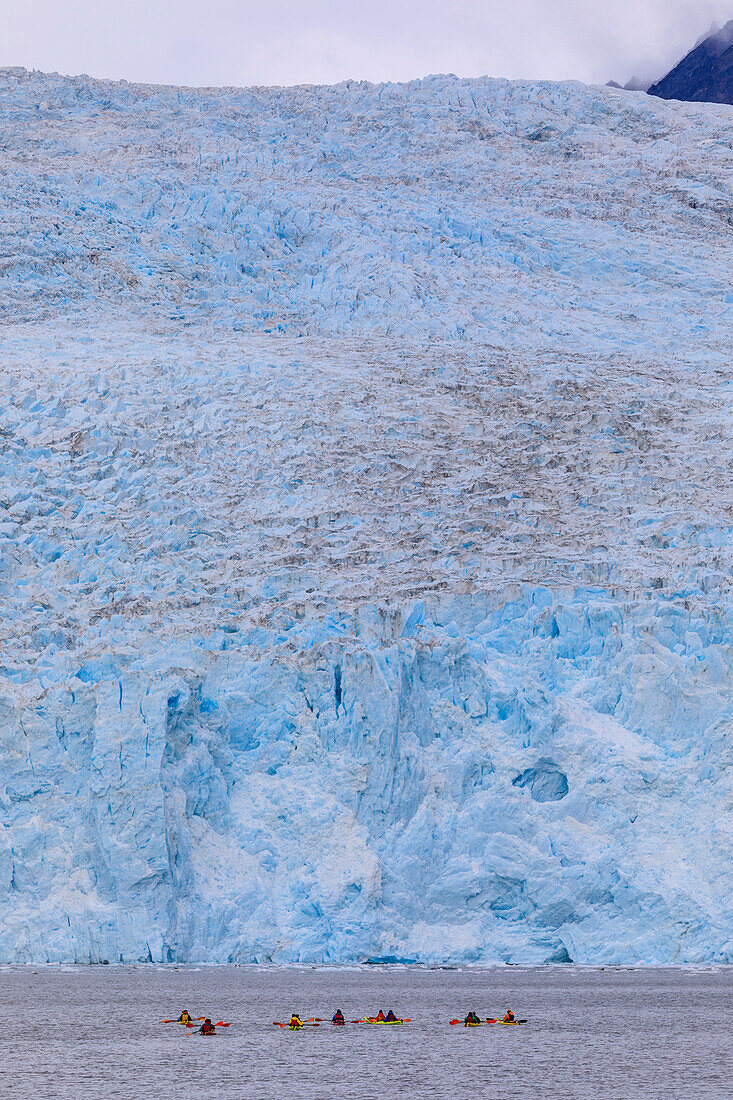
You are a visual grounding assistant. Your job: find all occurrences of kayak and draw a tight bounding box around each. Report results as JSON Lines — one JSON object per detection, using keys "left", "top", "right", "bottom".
{"left": 496, "top": 1020, "right": 523, "bottom": 1026}
{"left": 365, "top": 1019, "right": 404, "bottom": 1025}
{"left": 288, "top": 1023, "right": 304, "bottom": 1030}
{"left": 464, "top": 1021, "right": 482, "bottom": 1027}
{"left": 332, "top": 1020, "right": 346, "bottom": 1026}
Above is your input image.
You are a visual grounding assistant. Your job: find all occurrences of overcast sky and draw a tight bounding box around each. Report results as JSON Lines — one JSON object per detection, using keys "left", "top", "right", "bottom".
{"left": 2, "top": 0, "right": 732, "bottom": 89}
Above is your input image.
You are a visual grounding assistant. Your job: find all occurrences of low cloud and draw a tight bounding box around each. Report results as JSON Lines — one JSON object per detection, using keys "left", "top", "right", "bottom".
{"left": 3, "top": 0, "right": 732, "bottom": 88}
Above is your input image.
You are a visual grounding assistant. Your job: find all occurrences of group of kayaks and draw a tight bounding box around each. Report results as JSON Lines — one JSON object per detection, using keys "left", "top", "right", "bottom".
{"left": 450, "top": 1013, "right": 527, "bottom": 1027}
{"left": 274, "top": 1011, "right": 408, "bottom": 1029}
{"left": 161, "top": 1012, "right": 232, "bottom": 1035}
{"left": 274, "top": 1010, "right": 526, "bottom": 1030}
{"left": 163, "top": 1009, "right": 526, "bottom": 1035}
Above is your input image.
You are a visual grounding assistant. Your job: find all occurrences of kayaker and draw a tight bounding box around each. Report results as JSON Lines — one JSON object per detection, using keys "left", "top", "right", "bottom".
{"left": 375, "top": 1010, "right": 386, "bottom": 1021}
{"left": 464, "top": 1011, "right": 481, "bottom": 1025}
{"left": 385, "top": 1010, "right": 398, "bottom": 1022}
{"left": 332, "top": 1009, "right": 345, "bottom": 1024}
{"left": 289, "top": 1014, "right": 303, "bottom": 1029}
{"left": 503, "top": 1009, "right": 515, "bottom": 1023}
{"left": 198, "top": 1018, "right": 216, "bottom": 1035}
{"left": 177, "top": 1010, "right": 192, "bottom": 1025}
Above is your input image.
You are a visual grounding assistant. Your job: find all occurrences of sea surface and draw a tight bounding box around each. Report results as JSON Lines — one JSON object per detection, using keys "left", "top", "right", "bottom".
{"left": 1, "top": 965, "right": 730, "bottom": 1099}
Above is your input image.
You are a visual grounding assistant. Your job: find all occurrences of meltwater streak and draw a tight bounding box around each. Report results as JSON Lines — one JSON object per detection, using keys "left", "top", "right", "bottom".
{"left": 1, "top": 966, "right": 730, "bottom": 1100}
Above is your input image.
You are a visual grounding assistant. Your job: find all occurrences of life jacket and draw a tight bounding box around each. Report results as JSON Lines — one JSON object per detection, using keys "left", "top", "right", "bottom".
{"left": 201, "top": 1022, "right": 215, "bottom": 1034}
{"left": 385, "top": 1012, "right": 397, "bottom": 1022}
{"left": 289, "top": 1017, "right": 303, "bottom": 1028}
{"left": 503, "top": 1012, "right": 514, "bottom": 1023}
{"left": 332, "top": 1013, "right": 344, "bottom": 1023}
{"left": 375, "top": 1011, "right": 385, "bottom": 1021}
{"left": 178, "top": 1013, "right": 191, "bottom": 1024}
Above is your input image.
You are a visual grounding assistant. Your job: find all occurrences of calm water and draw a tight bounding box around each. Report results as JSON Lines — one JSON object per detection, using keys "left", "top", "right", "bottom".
{"left": 1, "top": 966, "right": 730, "bottom": 1099}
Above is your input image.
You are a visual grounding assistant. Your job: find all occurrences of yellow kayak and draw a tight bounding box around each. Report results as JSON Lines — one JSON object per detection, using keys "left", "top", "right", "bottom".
{"left": 464, "top": 1021, "right": 482, "bottom": 1027}
{"left": 365, "top": 1018, "right": 404, "bottom": 1025}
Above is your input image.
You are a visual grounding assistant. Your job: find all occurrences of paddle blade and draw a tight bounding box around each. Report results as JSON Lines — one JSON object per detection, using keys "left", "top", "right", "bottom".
{"left": 215, "top": 1022, "right": 232, "bottom": 1027}
{"left": 161, "top": 1019, "right": 175, "bottom": 1024}
{"left": 449, "top": 1020, "right": 461, "bottom": 1025}
{"left": 485, "top": 1018, "right": 497, "bottom": 1024}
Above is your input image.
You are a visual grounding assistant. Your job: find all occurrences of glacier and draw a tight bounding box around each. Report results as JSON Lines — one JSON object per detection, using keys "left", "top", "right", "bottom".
{"left": 0, "top": 67, "right": 731, "bottom": 964}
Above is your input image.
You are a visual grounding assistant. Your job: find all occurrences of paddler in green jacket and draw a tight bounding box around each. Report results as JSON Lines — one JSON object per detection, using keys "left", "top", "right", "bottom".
{"left": 464, "top": 1011, "right": 481, "bottom": 1025}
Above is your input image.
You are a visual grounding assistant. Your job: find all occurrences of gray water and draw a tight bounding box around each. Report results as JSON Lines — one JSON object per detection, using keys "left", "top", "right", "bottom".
{"left": 1, "top": 966, "right": 730, "bottom": 1099}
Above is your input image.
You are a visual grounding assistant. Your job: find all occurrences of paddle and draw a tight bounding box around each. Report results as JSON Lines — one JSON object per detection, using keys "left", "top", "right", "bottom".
{"left": 273, "top": 1021, "right": 319, "bottom": 1028}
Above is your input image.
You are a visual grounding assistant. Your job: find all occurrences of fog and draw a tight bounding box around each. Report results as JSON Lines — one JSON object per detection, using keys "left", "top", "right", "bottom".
{"left": 2, "top": 0, "right": 732, "bottom": 89}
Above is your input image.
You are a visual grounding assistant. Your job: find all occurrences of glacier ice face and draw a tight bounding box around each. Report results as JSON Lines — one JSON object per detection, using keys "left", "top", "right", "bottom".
{"left": 1, "top": 592, "right": 731, "bottom": 965}
{"left": 0, "top": 69, "right": 731, "bottom": 963}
